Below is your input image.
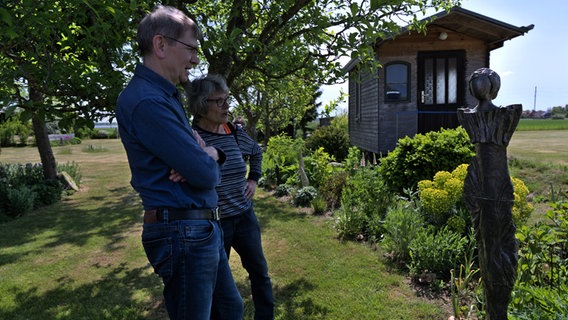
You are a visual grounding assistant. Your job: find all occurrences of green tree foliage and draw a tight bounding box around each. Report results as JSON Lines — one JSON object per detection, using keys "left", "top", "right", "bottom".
{"left": 305, "top": 114, "right": 350, "bottom": 162}
{"left": 0, "top": 117, "right": 31, "bottom": 146}
{"left": 185, "top": 0, "right": 458, "bottom": 139}
{"left": 379, "top": 127, "right": 475, "bottom": 194}
{"left": 0, "top": 0, "right": 141, "bottom": 178}
{"left": 262, "top": 134, "right": 303, "bottom": 186}
{"left": 550, "top": 105, "right": 567, "bottom": 119}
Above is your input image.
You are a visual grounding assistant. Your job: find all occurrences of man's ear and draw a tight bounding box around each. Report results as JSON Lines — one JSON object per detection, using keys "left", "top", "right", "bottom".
{"left": 153, "top": 35, "right": 167, "bottom": 59}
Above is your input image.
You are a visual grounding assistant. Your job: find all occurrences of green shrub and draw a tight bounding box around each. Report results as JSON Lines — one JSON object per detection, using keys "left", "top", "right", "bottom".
{"left": 511, "top": 177, "right": 533, "bottom": 225}
{"left": 515, "top": 202, "right": 568, "bottom": 288}
{"left": 305, "top": 125, "right": 350, "bottom": 162}
{"left": 311, "top": 195, "right": 327, "bottom": 215}
{"left": 90, "top": 129, "right": 110, "bottom": 139}
{"left": 408, "top": 226, "right": 469, "bottom": 279}
{"left": 5, "top": 185, "right": 35, "bottom": 217}
{"left": 262, "top": 134, "right": 303, "bottom": 186}
{"left": 0, "top": 162, "right": 81, "bottom": 219}
{"left": 32, "top": 179, "right": 63, "bottom": 206}
{"left": 257, "top": 177, "right": 269, "bottom": 190}
{"left": 382, "top": 201, "right": 426, "bottom": 264}
{"left": 1, "top": 163, "right": 44, "bottom": 186}
{"left": 274, "top": 184, "right": 294, "bottom": 197}
{"left": 58, "top": 161, "right": 82, "bottom": 186}
{"left": 318, "top": 170, "right": 348, "bottom": 210}
{"left": 74, "top": 126, "right": 95, "bottom": 139}
{"left": 335, "top": 166, "right": 396, "bottom": 240}
{"left": 510, "top": 284, "right": 568, "bottom": 319}
{"left": 342, "top": 146, "right": 363, "bottom": 175}
{"left": 0, "top": 118, "right": 31, "bottom": 147}
{"left": 418, "top": 164, "right": 533, "bottom": 228}
{"left": 379, "top": 127, "right": 474, "bottom": 194}
{"left": 335, "top": 206, "right": 366, "bottom": 240}
{"left": 302, "top": 147, "right": 334, "bottom": 188}
{"left": 510, "top": 215, "right": 568, "bottom": 320}
{"left": 340, "top": 166, "right": 395, "bottom": 222}
{"left": 294, "top": 186, "right": 317, "bottom": 207}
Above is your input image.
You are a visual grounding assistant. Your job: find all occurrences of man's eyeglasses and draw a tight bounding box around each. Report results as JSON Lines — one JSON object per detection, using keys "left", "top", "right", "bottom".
{"left": 207, "top": 96, "right": 232, "bottom": 108}
{"left": 159, "top": 34, "right": 199, "bottom": 53}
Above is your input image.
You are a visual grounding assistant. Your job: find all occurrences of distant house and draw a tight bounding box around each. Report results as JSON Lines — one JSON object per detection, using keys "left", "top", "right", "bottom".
{"left": 344, "top": 6, "right": 533, "bottom": 156}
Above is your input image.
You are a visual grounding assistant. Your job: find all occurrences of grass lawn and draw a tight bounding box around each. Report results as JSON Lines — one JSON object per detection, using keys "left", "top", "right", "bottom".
{"left": 0, "top": 140, "right": 450, "bottom": 319}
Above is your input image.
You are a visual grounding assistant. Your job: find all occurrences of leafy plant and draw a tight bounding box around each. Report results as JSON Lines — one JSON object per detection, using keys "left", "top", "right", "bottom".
{"left": 302, "top": 147, "right": 334, "bottom": 188}
{"left": 382, "top": 200, "right": 425, "bottom": 264}
{"left": 5, "top": 185, "right": 35, "bottom": 217}
{"left": 318, "top": 169, "right": 348, "bottom": 210}
{"left": 310, "top": 195, "right": 327, "bottom": 215}
{"left": 342, "top": 146, "right": 363, "bottom": 176}
{"left": 450, "top": 230, "right": 483, "bottom": 320}
{"left": 262, "top": 134, "right": 303, "bottom": 186}
{"left": 379, "top": 127, "right": 474, "bottom": 194}
{"left": 418, "top": 164, "right": 533, "bottom": 228}
{"left": 511, "top": 177, "right": 533, "bottom": 225}
{"left": 32, "top": 179, "right": 63, "bottom": 207}
{"left": 417, "top": 164, "right": 467, "bottom": 227}
{"left": 408, "top": 226, "right": 468, "bottom": 280}
{"left": 294, "top": 186, "right": 318, "bottom": 207}
{"left": 336, "top": 166, "right": 396, "bottom": 240}
{"left": 274, "top": 184, "right": 294, "bottom": 197}
{"left": 510, "top": 202, "right": 568, "bottom": 318}
{"left": 305, "top": 124, "right": 349, "bottom": 162}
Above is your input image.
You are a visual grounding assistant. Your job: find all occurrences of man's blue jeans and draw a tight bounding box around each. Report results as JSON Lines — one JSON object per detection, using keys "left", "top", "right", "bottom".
{"left": 217, "top": 207, "right": 274, "bottom": 320}
{"left": 142, "top": 216, "right": 243, "bottom": 320}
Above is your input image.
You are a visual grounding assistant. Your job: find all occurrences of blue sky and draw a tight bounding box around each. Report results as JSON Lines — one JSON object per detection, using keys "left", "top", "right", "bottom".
{"left": 321, "top": 0, "right": 568, "bottom": 113}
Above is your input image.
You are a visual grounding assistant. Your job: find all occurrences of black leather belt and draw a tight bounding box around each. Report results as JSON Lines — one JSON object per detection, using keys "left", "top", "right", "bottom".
{"left": 144, "top": 207, "right": 220, "bottom": 223}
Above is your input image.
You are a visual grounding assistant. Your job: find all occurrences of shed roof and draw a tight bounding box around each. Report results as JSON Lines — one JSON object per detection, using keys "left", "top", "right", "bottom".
{"left": 377, "top": 6, "right": 534, "bottom": 49}
{"left": 344, "top": 6, "right": 533, "bottom": 72}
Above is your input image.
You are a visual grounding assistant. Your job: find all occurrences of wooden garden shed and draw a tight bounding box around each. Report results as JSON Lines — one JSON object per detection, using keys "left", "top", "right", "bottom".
{"left": 344, "top": 6, "right": 533, "bottom": 156}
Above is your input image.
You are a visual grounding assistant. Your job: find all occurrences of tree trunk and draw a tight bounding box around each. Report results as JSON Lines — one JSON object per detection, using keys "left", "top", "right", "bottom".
{"left": 30, "top": 86, "right": 58, "bottom": 180}
{"left": 243, "top": 108, "right": 260, "bottom": 142}
{"left": 32, "top": 114, "right": 58, "bottom": 180}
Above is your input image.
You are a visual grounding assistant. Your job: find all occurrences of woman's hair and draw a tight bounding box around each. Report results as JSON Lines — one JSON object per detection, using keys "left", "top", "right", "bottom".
{"left": 185, "top": 74, "right": 230, "bottom": 120}
{"left": 137, "top": 5, "right": 202, "bottom": 56}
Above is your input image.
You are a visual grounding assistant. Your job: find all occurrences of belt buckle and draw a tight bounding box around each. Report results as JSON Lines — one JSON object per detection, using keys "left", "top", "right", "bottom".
{"left": 212, "top": 207, "right": 220, "bottom": 220}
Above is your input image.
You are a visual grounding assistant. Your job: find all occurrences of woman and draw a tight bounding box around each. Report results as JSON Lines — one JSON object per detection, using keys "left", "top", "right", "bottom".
{"left": 185, "top": 74, "right": 274, "bottom": 320}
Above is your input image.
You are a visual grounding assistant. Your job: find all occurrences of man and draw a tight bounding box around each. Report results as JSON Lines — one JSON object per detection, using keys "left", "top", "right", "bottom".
{"left": 116, "top": 5, "right": 243, "bottom": 319}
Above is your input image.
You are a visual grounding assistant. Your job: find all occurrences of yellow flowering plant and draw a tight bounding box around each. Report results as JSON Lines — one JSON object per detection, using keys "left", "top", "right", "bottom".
{"left": 418, "top": 164, "right": 533, "bottom": 228}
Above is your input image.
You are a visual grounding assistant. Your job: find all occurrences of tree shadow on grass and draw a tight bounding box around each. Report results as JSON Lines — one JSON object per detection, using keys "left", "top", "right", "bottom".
{"left": 236, "top": 277, "right": 330, "bottom": 320}
{"left": 0, "top": 263, "right": 169, "bottom": 320}
{"left": 253, "top": 192, "right": 313, "bottom": 230}
{"left": 0, "top": 186, "right": 142, "bottom": 267}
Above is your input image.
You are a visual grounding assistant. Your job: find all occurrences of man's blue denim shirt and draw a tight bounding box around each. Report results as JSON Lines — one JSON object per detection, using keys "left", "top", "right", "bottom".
{"left": 116, "top": 64, "right": 224, "bottom": 210}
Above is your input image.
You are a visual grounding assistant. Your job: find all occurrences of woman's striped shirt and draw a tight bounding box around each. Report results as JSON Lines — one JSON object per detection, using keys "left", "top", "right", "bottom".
{"left": 193, "top": 124, "right": 263, "bottom": 218}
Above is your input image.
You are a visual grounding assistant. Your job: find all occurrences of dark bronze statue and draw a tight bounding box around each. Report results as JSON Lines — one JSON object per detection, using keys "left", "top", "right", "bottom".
{"left": 457, "top": 68, "right": 522, "bottom": 319}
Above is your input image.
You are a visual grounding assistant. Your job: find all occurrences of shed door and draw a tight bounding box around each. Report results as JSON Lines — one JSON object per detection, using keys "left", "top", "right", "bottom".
{"left": 417, "top": 51, "right": 465, "bottom": 133}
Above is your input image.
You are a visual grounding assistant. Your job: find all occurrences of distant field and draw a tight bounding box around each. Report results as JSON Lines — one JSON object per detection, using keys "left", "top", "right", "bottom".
{"left": 508, "top": 129, "right": 568, "bottom": 165}
{"left": 516, "top": 118, "right": 568, "bottom": 131}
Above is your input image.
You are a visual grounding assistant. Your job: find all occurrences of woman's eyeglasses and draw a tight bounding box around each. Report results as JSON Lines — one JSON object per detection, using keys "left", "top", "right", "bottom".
{"left": 206, "top": 96, "right": 232, "bottom": 108}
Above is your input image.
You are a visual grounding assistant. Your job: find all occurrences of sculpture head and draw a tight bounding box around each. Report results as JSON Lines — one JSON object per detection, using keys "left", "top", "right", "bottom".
{"left": 469, "top": 68, "right": 500, "bottom": 111}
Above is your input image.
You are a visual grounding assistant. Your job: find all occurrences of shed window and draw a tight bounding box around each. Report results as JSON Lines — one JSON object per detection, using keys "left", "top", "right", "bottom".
{"left": 385, "top": 62, "right": 409, "bottom": 102}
